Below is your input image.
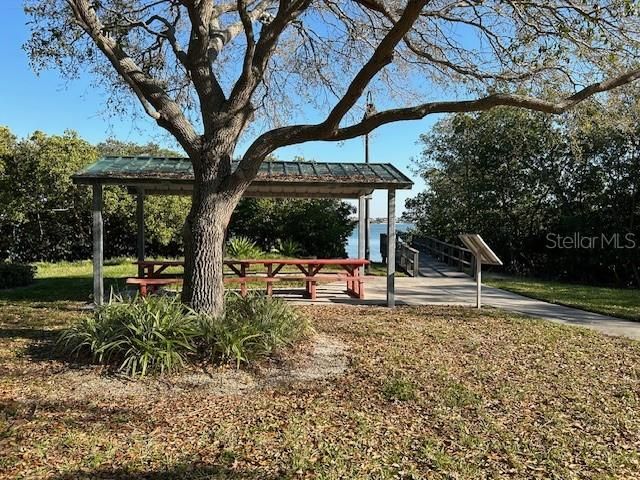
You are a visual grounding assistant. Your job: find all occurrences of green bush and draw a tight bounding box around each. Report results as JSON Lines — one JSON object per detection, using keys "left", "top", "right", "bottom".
{"left": 58, "top": 295, "right": 198, "bottom": 376}
{"left": 229, "top": 198, "right": 355, "bottom": 258}
{"left": 276, "top": 239, "right": 302, "bottom": 257}
{"left": 58, "top": 293, "right": 310, "bottom": 375}
{"left": 0, "top": 262, "right": 36, "bottom": 289}
{"left": 198, "top": 293, "right": 312, "bottom": 367}
{"left": 226, "top": 236, "right": 264, "bottom": 259}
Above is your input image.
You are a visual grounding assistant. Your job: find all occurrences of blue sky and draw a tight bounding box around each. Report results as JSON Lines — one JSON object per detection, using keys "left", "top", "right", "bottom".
{"left": 0, "top": 1, "right": 438, "bottom": 217}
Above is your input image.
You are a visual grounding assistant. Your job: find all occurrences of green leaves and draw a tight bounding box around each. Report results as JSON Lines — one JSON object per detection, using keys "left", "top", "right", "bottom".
{"left": 57, "top": 294, "right": 199, "bottom": 377}
{"left": 407, "top": 101, "right": 640, "bottom": 285}
{"left": 57, "top": 292, "right": 311, "bottom": 376}
{"left": 229, "top": 198, "right": 356, "bottom": 258}
{"left": 226, "top": 236, "right": 264, "bottom": 259}
{"left": 197, "top": 293, "right": 312, "bottom": 368}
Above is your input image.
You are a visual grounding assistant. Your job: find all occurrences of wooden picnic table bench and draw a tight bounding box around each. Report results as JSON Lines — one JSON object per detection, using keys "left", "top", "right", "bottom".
{"left": 129, "top": 258, "right": 369, "bottom": 300}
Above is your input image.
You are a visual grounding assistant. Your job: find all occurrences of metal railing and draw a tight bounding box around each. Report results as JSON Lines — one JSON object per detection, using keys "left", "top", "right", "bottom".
{"left": 380, "top": 234, "right": 420, "bottom": 277}
{"left": 412, "top": 236, "right": 474, "bottom": 274}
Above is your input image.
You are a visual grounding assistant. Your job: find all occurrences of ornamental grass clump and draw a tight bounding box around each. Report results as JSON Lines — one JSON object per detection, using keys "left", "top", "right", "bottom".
{"left": 58, "top": 292, "right": 310, "bottom": 376}
{"left": 226, "top": 236, "right": 264, "bottom": 259}
{"left": 58, "top": 294, "right": 198, "bottom": 376}
{"left": 198, "top": 293, "right": 312, "bottom": 367}
{"left": 0, "top": 262, "right": 36, "bottom": 289}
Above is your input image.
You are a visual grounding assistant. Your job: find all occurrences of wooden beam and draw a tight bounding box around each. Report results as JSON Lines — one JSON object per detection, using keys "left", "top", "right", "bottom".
{"left": 92, "top": 184, "right": 104, "bottom": 306}
{"left": 358, "top": 195, "right": 366, "bottom": 259}
{"left": 136, "top": 188, "right": 145, "bottom": 277}
{"left": 387, "top": 189, "right": 396, "bottom": 307}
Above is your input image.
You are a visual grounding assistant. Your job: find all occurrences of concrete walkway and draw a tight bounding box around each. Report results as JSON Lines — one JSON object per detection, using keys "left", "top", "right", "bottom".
{"left": 288, "top": 255, "right": 640, "bottom": 340}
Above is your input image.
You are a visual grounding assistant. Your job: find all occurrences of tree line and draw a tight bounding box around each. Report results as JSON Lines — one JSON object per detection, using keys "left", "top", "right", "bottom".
{"left": 405, "top": 91, "right": 640, "bottom": 287}
{"left": 0, "top": 128, "right": 354, "bottom": 263}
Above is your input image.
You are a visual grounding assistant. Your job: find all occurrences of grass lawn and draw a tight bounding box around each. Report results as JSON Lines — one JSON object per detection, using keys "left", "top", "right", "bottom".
{"left": 485, "top": 275, "right": 640, "bottom": 321}
{"left": 2, "top": 287, "right": 640, "bottom": 477}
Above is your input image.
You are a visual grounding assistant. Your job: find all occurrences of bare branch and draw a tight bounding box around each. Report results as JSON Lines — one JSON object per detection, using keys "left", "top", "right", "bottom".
{"left": 226, "top": 0, "right": 312, "bottom": 114}
{"left": 322, "top": 0, "right": 427, "bottom": 130}
{"left": 184, "top": 1, "right": 227, "bottom": 131}
{"left": 231, "top": 0, "right": 427, "bottom": 189}
{"left": 65, "top": 0, "right": 200, "bottom": 155}
{"left": 240, "top": 67, "right": 640, "bottom": 174}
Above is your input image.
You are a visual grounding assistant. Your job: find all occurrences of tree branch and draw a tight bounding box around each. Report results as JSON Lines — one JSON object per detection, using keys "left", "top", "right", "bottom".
{"left": 226, "top": 0, "right": 311, "bottom": 114}
{"left": 239, "top": 67, "right": 640, "bottom": 176}
{"left": 237, "top": 0, "right": 257, "bottom": 77}
{"left": 322, "top": 0, "right": 427, "bottom": 130}
{"left": 230, "top": 0, "right": 427, "bottom": 189}
{"left": 66, "top": 0, "right": 200, "bottom": 155}
{"left": 184, "top": 1, "right": 227, "bottom": 132}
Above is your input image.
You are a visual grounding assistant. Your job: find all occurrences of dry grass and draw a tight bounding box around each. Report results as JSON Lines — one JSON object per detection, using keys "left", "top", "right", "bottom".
{"left": 2, "top": 302, "right": 640, "bottom": 479}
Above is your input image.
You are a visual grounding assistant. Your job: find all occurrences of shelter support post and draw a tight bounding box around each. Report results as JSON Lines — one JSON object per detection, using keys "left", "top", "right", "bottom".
{"left": 136, "top": 188, "right": 145, "bottom": 277}
{"left": 92, "top": 184, "right": 104, "bottom": 306}
{"left": 358, "top": 195, "right": 366, "bottom": 277}
{"left": 387, "top": 189, "right": 396, "bottom": 307}
{"left": 365, "top": 194, "right": 371, "bottom": 272}
{"left": 476, "top": 256, "right": 482, "bottom": 309}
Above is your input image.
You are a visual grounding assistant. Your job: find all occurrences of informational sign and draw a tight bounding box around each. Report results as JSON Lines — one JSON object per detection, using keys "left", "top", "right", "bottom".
{"left": 459, "top": 234, "right": 503, "bottom": 308}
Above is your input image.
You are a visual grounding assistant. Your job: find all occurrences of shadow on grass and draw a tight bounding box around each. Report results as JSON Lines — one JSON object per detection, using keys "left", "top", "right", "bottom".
{"left": 0, "top": 326, "right": 58, "bottom": 341}
{"left": 0, "top": 277, "right": 127, "bottom": 303}
{"left": 0, "top": 321, "right": 93, "bottom": 367}
{"left": 50, "top": 464, "right": 281, "bottom": 480}
{"left": 2, "top": 396, "right": 136, "bottom": 420}
{"left": 3, "top": 327, "right": 91, "bottom": 367}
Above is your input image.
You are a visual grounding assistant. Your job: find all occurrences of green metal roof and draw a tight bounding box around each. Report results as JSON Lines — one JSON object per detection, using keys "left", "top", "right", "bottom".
{"left": 73, "top": 156, "right": 413, "bottom": 198}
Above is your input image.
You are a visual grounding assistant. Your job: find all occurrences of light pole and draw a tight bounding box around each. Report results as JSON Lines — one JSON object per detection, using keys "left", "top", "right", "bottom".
{"left": 363, "top": 92, "right": 376, "bottom": 271}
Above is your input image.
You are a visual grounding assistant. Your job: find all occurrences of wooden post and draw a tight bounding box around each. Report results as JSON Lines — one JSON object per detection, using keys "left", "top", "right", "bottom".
{"left": 136, "top": 188, "right": 145, "bottom": 277}
{"left": 476, "top": 255, "right": 482, "bottom": 309}
{"left": 387, "top": 189, "right": 396, "bottom": 308}
{"left": 92, "top": 184, "right": 104, "bottom": 306}
{"left": 358, "top": 195, "right": 365, "bottom": 259}
{"left": 358, "top": 194, "right": 366, "bottom": 281}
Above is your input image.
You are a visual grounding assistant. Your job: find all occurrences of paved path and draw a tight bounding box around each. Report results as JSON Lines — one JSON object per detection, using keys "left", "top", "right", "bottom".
{"left": 288, "top": 254, "right": 640, "bottom": 340}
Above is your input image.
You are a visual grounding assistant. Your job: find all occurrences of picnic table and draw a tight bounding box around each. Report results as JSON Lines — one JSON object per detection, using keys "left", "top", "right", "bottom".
{"left": 129, "top": 258, "right": 369, "bottom": 300}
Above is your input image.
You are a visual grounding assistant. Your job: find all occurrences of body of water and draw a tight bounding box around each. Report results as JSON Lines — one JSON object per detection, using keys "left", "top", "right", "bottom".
{"left": 346, "top": 223, "right": 413, "bottom": 262}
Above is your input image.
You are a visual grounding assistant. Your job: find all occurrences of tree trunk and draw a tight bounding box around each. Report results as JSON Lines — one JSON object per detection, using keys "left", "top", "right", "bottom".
{"left": 181, "top": 141, "right": 241, "bottom": 317}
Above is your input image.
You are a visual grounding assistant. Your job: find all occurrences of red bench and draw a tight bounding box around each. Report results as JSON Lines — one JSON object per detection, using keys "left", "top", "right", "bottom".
{"left": 126, "top": 276, "right": 283, "bottom": 298}
{"left": 126, "top": 277, "right": 183, "bottom": 297}
{"left": 126, "top": 274, "right": 367, "bottom": 299}
{"left": 130, "top": 258, "right": 370, "bottom": 300}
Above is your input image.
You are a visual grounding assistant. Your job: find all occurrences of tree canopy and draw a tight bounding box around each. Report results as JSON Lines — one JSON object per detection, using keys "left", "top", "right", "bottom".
{"left": 0, "top": 127, "right": 355, "bottom": 264}
{"left": 406, "top": 91, "right": 640, "bottom": 286}
{"left": 24, "top": 0, "right": 640, "bottom": 170}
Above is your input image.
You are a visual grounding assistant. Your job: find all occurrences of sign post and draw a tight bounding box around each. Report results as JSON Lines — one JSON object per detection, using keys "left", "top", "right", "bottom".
{"left": 459, "top": 234, "right": 503, "bottom": 309}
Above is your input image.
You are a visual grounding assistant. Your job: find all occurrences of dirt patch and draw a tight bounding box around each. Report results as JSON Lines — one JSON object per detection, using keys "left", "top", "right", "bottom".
{"left": 32, "top": 334, "right": 348, "bottom": 402}
{"left": 263, "top": 333, "right": 348, "bottom": 383}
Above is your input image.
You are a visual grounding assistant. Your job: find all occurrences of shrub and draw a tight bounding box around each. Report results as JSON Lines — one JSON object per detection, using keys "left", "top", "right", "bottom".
{"left": 58, "top": 293, "right": 311, "bottom": 376}
{"left": 276, "top": 239, "right": 302, "bottom": 258}
{"left": 198, "top": 293, "right": 312, "bottom": 367}
{"left": 58, "top": 295, "right": 198, "bottom": 376}
{"left": 226, "top": 236, "right": 264, "bottom": 259}
{"left": 0, "top": 262, "right": 36, "bottom": 289}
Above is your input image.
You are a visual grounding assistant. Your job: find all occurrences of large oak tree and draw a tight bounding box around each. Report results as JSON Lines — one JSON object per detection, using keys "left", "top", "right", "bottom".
{"left": 24, "top": 0, "right": 640, "bottom": 315}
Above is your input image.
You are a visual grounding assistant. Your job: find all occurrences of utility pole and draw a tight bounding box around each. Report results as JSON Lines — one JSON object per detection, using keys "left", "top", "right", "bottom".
{"left": 363, "top": 92, "right": 376, "bottom": 272}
